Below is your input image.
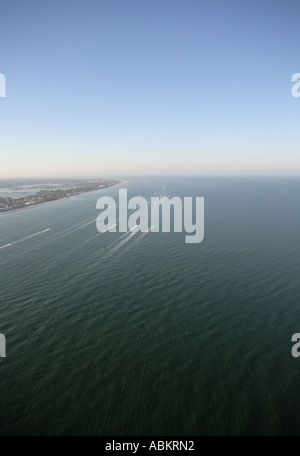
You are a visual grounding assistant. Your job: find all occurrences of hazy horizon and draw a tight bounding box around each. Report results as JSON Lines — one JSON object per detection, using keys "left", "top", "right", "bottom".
{"left": 1, "top": 172, "right": 300, "bottom": 181}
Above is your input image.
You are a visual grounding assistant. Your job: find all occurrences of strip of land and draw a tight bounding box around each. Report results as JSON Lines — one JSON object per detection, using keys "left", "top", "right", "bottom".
{"left": 0, "top": 179, "right": 120, "bottom": 215}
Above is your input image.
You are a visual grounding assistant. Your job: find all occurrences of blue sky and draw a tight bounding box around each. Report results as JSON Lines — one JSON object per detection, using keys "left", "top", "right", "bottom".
{"left": 0, "top": 0, "right": 300, "bottom": 177}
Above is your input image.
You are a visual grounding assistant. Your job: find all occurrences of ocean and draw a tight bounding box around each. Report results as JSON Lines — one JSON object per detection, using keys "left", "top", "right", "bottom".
{"left": 0, "top": 176, "right": 300, "bottom": 436}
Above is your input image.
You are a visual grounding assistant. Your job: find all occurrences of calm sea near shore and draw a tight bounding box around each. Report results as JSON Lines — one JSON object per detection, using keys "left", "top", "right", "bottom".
{"left": 0, "top": 176, "right": 300, "bottom": 436}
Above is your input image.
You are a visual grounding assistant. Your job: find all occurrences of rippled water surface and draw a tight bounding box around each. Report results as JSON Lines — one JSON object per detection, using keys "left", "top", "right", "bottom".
{"left": 0, "top": 177, "right": 299, "bottom": 435}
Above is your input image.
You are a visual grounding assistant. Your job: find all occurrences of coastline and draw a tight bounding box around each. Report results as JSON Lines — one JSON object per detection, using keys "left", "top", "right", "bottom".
{"left": 0, "top": 182, "right": 121, "bottom": 216}
{"left": 0, "top": 197, "right": 71, "bottom": 216}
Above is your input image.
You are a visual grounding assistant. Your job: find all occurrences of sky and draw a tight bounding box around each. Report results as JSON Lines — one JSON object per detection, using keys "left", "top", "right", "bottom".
{"left": 0, "top": 0, "right": 300, "bottom": 178}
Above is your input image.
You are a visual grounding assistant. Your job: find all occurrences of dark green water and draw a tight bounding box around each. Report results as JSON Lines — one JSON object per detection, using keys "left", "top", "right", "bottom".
{"left": 0, "top": 176, "right": 300, "bottom": 436}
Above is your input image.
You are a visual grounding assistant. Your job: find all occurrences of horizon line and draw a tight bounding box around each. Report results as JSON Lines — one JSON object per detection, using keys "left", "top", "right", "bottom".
{"left": 0, "top": 174, "right": 300, "bottom": 180}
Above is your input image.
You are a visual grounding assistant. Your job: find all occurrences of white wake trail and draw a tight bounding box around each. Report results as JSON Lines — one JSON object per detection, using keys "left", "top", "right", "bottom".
{"left": 0, "top": 229, "right": 51, "bottom": 249}
{"left": 65, "top": 218, "right": 98, "bottom": 235}
{"left": 0, "top": 243, "right": 12, "bottom": 250}
{"left": 104, "top": 232, "right": 136, "bottom": 259}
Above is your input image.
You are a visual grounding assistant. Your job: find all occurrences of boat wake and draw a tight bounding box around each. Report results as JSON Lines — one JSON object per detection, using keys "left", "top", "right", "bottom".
{"left": 0, "top": 243, "right": 12, "bottom": 250}
{"left": 0, "top": 229, "right": 51, "bottom": 250}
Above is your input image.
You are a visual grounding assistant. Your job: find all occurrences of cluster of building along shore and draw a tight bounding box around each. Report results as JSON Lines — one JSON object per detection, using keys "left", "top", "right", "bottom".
{"left": 0, "top": 179, "right": 120, "bottom": 213}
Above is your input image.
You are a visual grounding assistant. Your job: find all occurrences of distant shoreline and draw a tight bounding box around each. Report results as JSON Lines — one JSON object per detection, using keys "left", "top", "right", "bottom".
{"left": 0, "top": 182, "right": 120, "bottom": 216}
{"left": 0, "top": 197, "right": 70, "bottom": 216}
